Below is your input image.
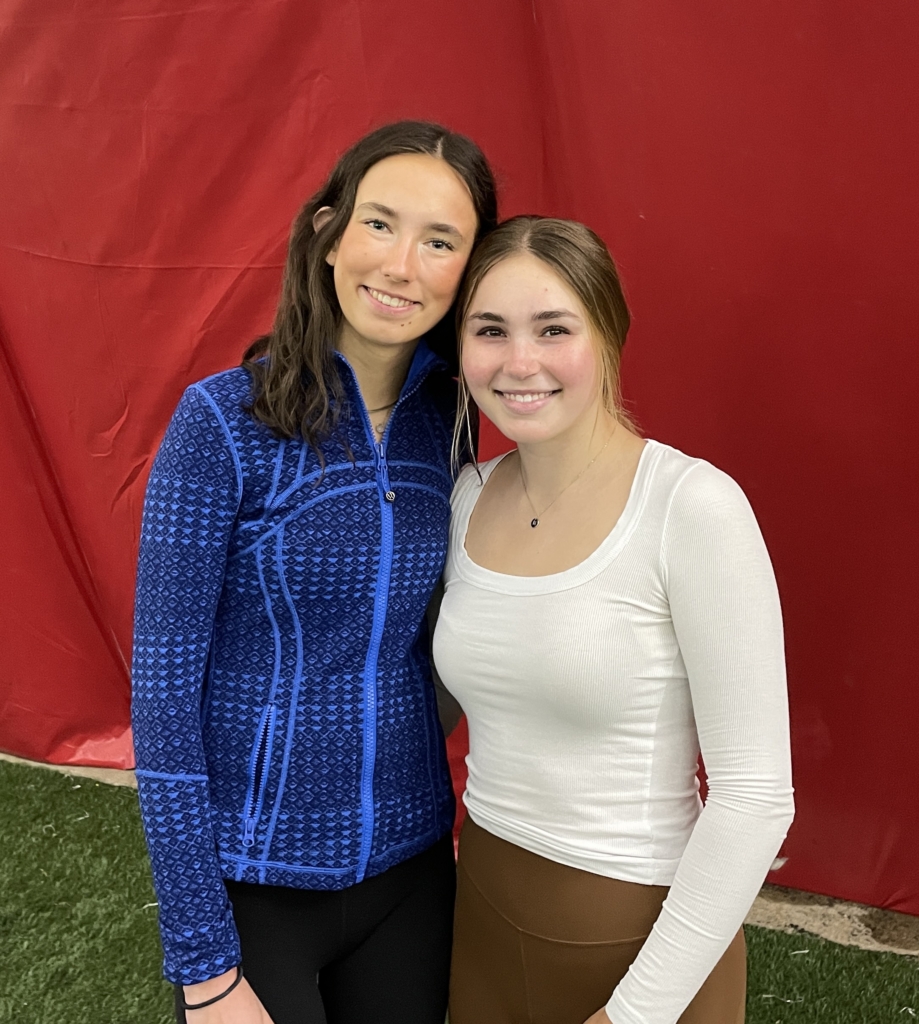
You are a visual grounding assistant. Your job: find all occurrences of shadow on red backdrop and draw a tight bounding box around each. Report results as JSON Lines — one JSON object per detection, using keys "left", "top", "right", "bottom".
{"left": 1, "top": 0, "right": 917, "bottom": 914}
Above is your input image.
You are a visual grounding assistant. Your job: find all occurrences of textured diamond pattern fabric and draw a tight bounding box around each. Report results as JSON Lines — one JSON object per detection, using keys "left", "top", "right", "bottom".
{"left": 132, "top": 344, "right": 456, "bottom": 985}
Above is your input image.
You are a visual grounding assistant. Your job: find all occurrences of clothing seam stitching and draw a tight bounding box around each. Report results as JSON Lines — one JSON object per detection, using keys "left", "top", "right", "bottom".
{"left": 191, "top": 384, "right": 244, "bottom": 502}
{"left": 457, "top": 859, "right": 651, "bottom": 946}
{"left": 657, "top": 460, "right": 704, "bottom": 584}
{"left": 136, "top": 770, "right": 209, "bottom": 782}
{"left": 256, "top": 542, "right": 283, "bottom": 705}
{"left": 258, "top": 525, "right": 305, "bottom": 862}
{"left": 228, "top": 481, "right": 378, "bottom": 561}
{"left": 265, "top": 439, "right": 286, "bottom": 508}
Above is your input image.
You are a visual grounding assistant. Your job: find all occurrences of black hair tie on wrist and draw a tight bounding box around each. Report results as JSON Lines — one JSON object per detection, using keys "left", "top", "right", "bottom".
{"left": 179, "top": 965, "right": 244, "bottom": 1011}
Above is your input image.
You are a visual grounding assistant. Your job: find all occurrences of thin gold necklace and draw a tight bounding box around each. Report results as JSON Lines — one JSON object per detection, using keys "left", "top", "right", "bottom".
{"left": 519, "top": 426, "right": 616, "bottom": 528}
{"left": 368, "top": 399, "right": 397, "bottom": 437}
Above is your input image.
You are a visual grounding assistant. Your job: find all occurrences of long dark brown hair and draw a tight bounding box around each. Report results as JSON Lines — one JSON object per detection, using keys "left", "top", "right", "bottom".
{"left": 452, "top": 216, "right": 635, "bottom": 471}
{"left": 243, "top": 121, "right": 498, "bottom": 457}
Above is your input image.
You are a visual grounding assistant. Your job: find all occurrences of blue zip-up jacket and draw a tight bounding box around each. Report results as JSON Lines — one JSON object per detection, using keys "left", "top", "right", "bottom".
{"left": 132, "top": 342, "right": 456, "bottom": 985}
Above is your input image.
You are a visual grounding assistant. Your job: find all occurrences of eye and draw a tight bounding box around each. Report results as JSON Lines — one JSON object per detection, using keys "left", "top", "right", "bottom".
{"left": 473, "top": 327, "right": 506, "bottom": 338}
{"left": 363, "top": 218, "right": 390, "bottom": 232}
{"left": 428, "top": 238, "right": 456, "bottom": 252}
{"left": 542, "top": 325, "right": 570, "bottom": 337}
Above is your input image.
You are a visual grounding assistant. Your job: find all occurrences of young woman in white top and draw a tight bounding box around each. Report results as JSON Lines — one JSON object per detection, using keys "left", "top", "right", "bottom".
{"left": 433, "top": 216, "right": 795, "bottom": 1024}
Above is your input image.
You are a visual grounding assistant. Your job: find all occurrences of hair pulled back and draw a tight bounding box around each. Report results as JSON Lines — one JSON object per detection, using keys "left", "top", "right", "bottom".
{"left": 452, "top": 216, "right": 635, "bottom": 470}
{"left": 244, "top": 121, "right": 498, "bottom": 456}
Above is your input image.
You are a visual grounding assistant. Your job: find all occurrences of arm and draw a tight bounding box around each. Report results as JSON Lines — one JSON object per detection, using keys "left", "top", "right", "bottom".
{"left": 427, "top": 576, "right": 464, "bottom": 736}
{"left": 603, "top": 463, "right": 794, "bottom": 1024}
{"left": 132, "top": 384, "right": 244, "bottom": 986}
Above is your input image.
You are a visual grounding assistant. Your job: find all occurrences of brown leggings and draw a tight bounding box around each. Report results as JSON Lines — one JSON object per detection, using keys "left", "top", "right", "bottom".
{"left": 450, "top": 817, "right": 746, "bottom": 1024}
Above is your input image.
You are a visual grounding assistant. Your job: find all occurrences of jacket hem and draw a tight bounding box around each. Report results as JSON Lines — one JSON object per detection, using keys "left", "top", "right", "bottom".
{"left": 218, "top": 823, "right": 452, "bottom": 890}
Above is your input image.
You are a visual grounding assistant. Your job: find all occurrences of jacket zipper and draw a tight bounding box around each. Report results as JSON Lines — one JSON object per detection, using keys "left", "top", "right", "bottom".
{"left": 242, "top": 703, "right": 277, "bottom": 849}
{"left": 354, "top": 369, "right": 429, "bottom": 882}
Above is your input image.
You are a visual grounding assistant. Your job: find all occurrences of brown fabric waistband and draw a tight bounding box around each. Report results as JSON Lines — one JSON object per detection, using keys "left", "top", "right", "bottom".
{"left": 450, "top": 815, "right": 746, "bottom": 1024}
{"left": 457, "top": 815, "right": 670, "bottom": 943}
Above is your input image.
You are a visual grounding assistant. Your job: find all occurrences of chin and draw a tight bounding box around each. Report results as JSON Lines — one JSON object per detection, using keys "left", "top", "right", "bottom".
{"left": 363, "top": 325, "right": 426, "bottom": 348}
{"left": 486, "top": 415, "right": 555, "bottom": 446}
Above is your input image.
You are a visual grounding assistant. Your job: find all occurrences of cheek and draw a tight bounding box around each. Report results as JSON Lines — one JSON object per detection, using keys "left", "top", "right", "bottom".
{"left": 424, "top": 257, "right": 468, "bottom": 305}
{"left": 334, "top": 234, "right": 373, "bottom": 276}
{"left": 461, "top": 340, "right": 498, "bottom": 392}
{"left": 551, "top": 344, "right": 600, "bottom": 394}
{"left": 332, "top": 258, "right": 360, "bottom": 314}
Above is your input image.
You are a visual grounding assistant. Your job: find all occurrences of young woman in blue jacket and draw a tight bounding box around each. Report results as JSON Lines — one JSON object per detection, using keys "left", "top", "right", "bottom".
{"left": 131, "top": 121, "right": 497, "bottom": 1024}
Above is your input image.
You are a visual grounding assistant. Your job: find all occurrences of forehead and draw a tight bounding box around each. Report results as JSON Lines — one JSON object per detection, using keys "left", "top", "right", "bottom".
{"left": 354, "top": 153, "right": 477, "bottom": 227}
{"left": 473, "top": 252, "right": 584, "bottom": 312}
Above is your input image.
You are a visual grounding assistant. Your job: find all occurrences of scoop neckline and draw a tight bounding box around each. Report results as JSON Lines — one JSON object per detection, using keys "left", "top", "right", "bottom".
{"left": 455, "top": 438, "right": 660, "bottom": 595}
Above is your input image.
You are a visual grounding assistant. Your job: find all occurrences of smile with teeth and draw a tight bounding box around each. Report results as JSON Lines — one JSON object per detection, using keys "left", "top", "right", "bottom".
{"left": 365, "top": 287, "right": 416, "bottom": 309}
{"left": 496, "top": 390, "right": 558, "bottom": 403}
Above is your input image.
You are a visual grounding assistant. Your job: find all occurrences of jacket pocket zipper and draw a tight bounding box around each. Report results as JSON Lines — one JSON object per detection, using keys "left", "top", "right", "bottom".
{"left": 242, "top": 703, "right": 277, "bottom": 849}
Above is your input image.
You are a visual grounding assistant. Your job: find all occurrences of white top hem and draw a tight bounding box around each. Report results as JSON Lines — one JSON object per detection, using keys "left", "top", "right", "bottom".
{"left": 466, "top": 807, "right": 685, "bottom": 887}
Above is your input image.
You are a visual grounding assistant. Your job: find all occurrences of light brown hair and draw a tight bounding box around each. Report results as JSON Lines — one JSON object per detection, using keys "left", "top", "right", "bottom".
{"left": 452, "top": 215, "right": 636, "bottom": 470}
{"left": 243, "top": 121, "right": 498, "bottom": 461}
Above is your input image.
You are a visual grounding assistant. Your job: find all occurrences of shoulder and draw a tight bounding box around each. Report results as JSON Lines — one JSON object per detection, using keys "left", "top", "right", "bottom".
{"left": 640, "top": 440, "right": 747, "bottom": 507}
{"left": 189, "top": 366, "right": 252, "bottom": 420}
{"left": 657, "top": 447, "right": 753, "bottom": 523}
{"left": 449, "top": 462, "right": 482, "bottom": 511}
{"left": 156, "top": 369, "right": 252, "bottom": 474}
{"left": 449, "top": 454, "right": 507, "bottom": 511}
{"left": 416, "top": 368, "right": 459, "bottom": 434}
{"left": 646, "top": 442, "right": 764, "bottom": 556}
{"left": 174, "top": 367, "right": 277, "bottom": 464}
{"left": 418, "top": 367, "right": 457, "bottom": 407}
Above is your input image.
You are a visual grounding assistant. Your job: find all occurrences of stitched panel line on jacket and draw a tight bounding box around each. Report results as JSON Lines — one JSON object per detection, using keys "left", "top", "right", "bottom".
{"left": 257, "top": 525, "right": 306, "bottom": 874}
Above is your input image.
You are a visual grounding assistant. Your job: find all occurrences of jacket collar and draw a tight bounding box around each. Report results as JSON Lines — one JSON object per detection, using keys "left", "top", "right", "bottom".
{"left": 333, "top": 337, "right": 447, "bottom": 399}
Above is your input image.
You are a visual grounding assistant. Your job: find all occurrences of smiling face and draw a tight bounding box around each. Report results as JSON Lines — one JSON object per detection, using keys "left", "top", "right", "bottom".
{"left": 462, "top": 252, "right": 606, "bottom": 447}
{"left": 327, "top": 153, "right": 479, "bottom": 362}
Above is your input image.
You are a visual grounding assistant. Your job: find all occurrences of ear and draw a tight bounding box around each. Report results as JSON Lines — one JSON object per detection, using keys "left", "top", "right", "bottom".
{"left": 312, "top": 206, "right": 335, "bottom": 233}
{"left": 313, "top": 206, "right": 339, "bottom": 266}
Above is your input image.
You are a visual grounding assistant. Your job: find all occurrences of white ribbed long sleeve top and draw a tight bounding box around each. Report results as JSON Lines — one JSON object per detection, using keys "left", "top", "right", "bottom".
{"left": 433, "top": 440, "right": 795, "bottom": 1024}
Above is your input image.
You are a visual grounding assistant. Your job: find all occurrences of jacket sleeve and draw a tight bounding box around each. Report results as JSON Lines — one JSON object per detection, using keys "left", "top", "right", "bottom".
{"left": 132, "top": 383, "right": 244, "bottom": 985}
{"left": 606, "top": 462, "right": 795, "bottom": 1024}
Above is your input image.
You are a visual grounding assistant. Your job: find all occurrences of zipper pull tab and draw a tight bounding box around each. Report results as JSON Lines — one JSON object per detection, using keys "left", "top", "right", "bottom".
{"left": 243, "top": 818, "right": 256, "bottom": 848}
{"left": 376, "top": 443, "right": 395, "bottom": 503}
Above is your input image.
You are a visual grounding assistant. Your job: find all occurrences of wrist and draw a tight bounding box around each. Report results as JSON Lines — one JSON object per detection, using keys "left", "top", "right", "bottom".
{"left": 183, "top": 966, "right": 241, "bottom": 1004}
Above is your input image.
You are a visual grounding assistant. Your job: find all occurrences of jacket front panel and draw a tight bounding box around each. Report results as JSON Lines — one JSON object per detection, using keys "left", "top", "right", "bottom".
{"left": 132, "top": 345, "right": 456, "bottom": 983}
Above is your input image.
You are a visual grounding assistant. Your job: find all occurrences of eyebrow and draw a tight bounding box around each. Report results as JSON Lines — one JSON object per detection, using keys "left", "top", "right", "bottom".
{"left": 466, "top": 309, "right": 582, "bottom": 323}
{"left": 356, "top": 202, "right": 464, "bottom": 239}
{"left": 533, "top": 308, "right": 581, "bottom": 321}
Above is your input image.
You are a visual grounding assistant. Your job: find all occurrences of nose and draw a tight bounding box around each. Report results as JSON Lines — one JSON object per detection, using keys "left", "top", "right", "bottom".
{"left": 380, "top": 234, "right": 418, "bottom": 283}
{"left": 502, "top": 336, "right": 541, "bottom": 379}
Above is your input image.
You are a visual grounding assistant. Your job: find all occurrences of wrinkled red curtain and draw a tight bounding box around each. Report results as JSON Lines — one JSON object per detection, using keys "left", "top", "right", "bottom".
{"left": 1, "top": 0, "right": 917, "bottom": 915}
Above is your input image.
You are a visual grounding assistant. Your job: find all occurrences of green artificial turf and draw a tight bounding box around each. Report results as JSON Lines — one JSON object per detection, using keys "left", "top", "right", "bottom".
{"left": 746, "top": 926, "right": 919, "bottom": 1022}
{"left": 2, "top": 756, "right": 918, "bottom": 1023}
{"left": 0, "top": 758, "right": 173, "bottom": 1024}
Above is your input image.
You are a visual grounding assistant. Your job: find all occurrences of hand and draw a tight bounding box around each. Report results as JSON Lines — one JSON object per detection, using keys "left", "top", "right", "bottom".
{"left": 183, "top": 970, "right": 276, "bottom": 1024}
{"left": 583, "top": 1008, "right": 613, "bottom": 1024}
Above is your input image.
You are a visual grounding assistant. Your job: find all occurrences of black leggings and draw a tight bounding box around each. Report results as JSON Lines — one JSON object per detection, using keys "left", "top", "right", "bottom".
{"left": 175, "top": 833, "right": 455, "bottom": 1024}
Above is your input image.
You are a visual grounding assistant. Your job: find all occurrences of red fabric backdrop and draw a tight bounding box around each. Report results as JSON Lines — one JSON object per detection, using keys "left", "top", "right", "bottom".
{"left": 1, "top": 0, "right": 917, "bottom": 914}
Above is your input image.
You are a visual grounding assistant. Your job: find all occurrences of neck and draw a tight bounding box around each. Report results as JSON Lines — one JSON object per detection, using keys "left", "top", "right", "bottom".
{"left": 516, "top": 405, "right": 618, "bottom": 506}
{"left": 336, "top": 324, "right": 419, "bottom": 412}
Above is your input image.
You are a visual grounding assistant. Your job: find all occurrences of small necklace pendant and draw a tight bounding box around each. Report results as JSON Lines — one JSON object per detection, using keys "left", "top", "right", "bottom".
{"left": 530, "top": 518, "right": 539, "bottom": 528}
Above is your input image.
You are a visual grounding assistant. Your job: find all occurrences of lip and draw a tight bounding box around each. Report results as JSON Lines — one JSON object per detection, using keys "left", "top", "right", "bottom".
{"left": 361, "top": 285, "right": 420, "bottom": 316}
{"left": 493, "top": 388, "right": 560, "bottom": 414}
